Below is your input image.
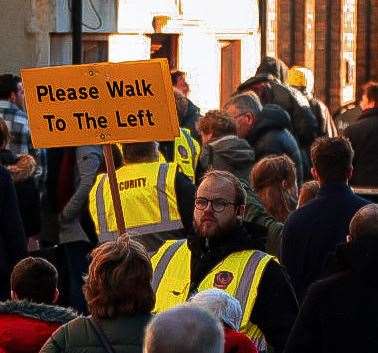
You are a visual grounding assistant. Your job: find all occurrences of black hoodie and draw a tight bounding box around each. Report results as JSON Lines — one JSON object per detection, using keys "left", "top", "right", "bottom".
{"left": 284, "top": 236, "right": 378, "bottom": 353}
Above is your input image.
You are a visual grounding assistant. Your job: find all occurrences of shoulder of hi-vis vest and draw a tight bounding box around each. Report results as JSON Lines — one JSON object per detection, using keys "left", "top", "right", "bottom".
{"left": 151, "top": 239, "right": 274, "bottom": 351}
{"left": 89, "top": 162, "right": 183, "bottom": 242}
{"left": 174, "top": 128, "right": 200, "bottom": 181}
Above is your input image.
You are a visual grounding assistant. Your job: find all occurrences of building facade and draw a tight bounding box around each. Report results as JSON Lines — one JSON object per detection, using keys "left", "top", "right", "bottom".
{"left": 261, "top": 0, "right": 378, "bottom": 114}
{"left": 0, "top": 0, "right": 261, "bottom": 113}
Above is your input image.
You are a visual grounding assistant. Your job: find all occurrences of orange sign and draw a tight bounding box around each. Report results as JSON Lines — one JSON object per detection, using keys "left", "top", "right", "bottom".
{"left": 21, "top": 59, "right": 180, "bottom": 148}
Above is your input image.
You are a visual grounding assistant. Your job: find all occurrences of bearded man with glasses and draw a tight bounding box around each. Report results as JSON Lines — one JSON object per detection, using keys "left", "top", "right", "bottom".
{"left": 151, "top": 170, "right": 298, "bottom": 353}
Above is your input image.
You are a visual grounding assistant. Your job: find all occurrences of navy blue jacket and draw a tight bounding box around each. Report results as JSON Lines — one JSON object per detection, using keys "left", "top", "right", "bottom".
{"left": 281, "top": 183, "right": 369, "bottom": 302}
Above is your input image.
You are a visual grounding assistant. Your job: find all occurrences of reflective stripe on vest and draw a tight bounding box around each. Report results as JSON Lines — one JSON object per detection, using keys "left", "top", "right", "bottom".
{"left": 175, "top": 128, "right": 200, "bottom": 181}
{"left": 151, "top": 240, "right": 272, "bottom": 349}
{"left": 181, "top": 128, "right": 198, "bottom": 174}
{"left": 93, "top": 163, "right": 183, "bottom": 241}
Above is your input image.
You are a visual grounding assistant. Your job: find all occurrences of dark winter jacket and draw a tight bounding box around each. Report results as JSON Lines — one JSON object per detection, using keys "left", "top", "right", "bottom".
{"left": 40, "top": 313, "right": 152, "bottom": 353}
{"left": 0, "top": 166, "right": 27, "bottom": 301}
{"left": 247, "top": 104, "right": 303, "bottom": 184}
{"left": 196, "top": 135, "right": 255, "bottom": 182}
{"left": 237, "top": 57, "right": 319, "bottom": 151}
{"left": 343, "top": 108, "right": 378, "bottom": 187}
{"left": 188, "top": 223, "right": 298, "bottom": 353}
{"left": 281, "top": 183, "right": 370, "bottom": 302}
{"left": 0, "top": 300, "right": 77, "bottom": 353}
{"left": 284, "top": 235, "right": 378, "bottom": 353}
{"left": 0, "top": 149, "right": 41, "bottom": 238}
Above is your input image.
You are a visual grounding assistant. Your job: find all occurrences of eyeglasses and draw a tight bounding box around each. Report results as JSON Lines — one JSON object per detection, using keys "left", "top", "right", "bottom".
{"left": 231, "top": 112, "right": 247, "bottom": 120}
{"left": 194, "top": 197, "right": 235, "bottom": 213}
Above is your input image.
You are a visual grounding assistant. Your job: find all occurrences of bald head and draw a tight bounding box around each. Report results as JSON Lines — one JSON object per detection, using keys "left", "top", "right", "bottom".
{"left": 349, "top": 204, "right": 378, "bottom": 240}
{"left": 143, "top": 305, "right": 224, "bottom": 353}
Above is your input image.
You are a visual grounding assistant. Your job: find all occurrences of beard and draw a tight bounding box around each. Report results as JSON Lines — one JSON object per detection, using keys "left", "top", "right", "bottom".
{"left": 193, "top": 215, "right": 238, "bottom": 239}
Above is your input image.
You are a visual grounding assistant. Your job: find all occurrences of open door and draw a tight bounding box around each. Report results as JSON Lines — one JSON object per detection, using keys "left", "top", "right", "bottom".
{"left": 220, "top": 40, "right": 241, "bottom": 108}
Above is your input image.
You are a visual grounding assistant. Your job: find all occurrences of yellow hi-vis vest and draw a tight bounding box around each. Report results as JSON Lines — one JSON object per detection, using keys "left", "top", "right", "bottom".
{"left": 151, "top": 239, "right": 273, "bottom": 352}
{"left": 174, "top": 128, "right": 200, "bottom": 181}
{"left": 89, "top": 162, "right": 183, "bottom": 242}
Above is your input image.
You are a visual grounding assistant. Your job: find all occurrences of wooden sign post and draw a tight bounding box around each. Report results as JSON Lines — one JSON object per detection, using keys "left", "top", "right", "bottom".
{"left": 21, "top": 58, "right": 180, "bottom": 241}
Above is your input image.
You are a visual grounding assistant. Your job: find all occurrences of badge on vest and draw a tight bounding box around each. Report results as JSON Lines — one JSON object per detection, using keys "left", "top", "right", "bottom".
{"left": 213, "top": 271, "right": 234, "bottom": 289}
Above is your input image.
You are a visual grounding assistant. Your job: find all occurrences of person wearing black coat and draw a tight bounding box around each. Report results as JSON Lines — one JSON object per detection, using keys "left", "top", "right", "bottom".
{"left": 0, "top": 165, "right": 27, "bottom": 300}
{"left": 281, "top": 137, "right": 370, "bottom": 303}
{"left": 343, "top": 83, "right": 378, "bottom": 189}
{"left": 236, "top": 57, "right": 319, "bottom": 180}
{"left": 248, "top": 104, "right": 303, "bottom": 185}
{"left": 284, "top": 204, "right": 378, "bottom": 353}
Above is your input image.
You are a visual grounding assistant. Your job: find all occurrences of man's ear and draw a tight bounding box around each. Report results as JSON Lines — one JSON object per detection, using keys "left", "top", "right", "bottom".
{"left": 52, "top": 288, "right": 60, "bottom": 304}
{"left": 245, "top": 112, "right": 256, "bottom": 127}
{"left": 11, "top": 290, "right": 18, "bottom": 300}
{"left": 236, "top": 205, "right": 245, "bottom": 220}
{"left": 346, "top": 166, "right": 353, "bottom": 181}
{"left": 9, "top": 92, "right": 17, "bottom": 104}
{"left": 311, "top": 167, "right": 319, "bottom": 181}
{"left": 346, "top": 234, "right": 353, "bottom": 243}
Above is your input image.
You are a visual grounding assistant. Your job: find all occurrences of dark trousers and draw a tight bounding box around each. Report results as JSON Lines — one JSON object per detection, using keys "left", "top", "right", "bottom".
{"left": 61, "top": 241, "right": 91, "bottom": 314}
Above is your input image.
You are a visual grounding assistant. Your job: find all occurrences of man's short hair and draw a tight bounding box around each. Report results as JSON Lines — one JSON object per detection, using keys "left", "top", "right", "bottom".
{"left": 122, "top": 142, "right": 158, "bottom": 163}
{"left": 197, "top": 110, "right": 236, "bottom": 139}
{"left": 349, "top": 204, "right": 378, "bottom": 240}
{"left": 224, "top": 92, "right": 262, "bottom": 117}
{"left": 171, "top": 70, "right": 186, "bottom": 86}
{"left": 201, "top": 170, "right": 247, "bottom": 207}
{"left": 173, "top": 88, "right": 189, "bottom": 121}
{"left": 10, "top": 257, "right": 58, "bottom": 304}
{"left": 0, "top": 74, "right": 18, "bottom": 100}
{"left": 84, "top": 238, "right": 155, "bottom": 319}
{"left": 310, "top": 136, "right": 354, "bottom": 183}
{"left": 143, "top": 304, "right": 224, "bottom": 353}
{"left": 362, "top": 81, "right": 378, "bottom": 108}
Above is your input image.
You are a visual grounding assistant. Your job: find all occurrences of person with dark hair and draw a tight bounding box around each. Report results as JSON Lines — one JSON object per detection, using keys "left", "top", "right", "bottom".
{"left": 89, "top": 142, "right": 195, "bottom": 253}
{"left": 41, "top": 238, "right": 154, "bottom": 353}
{"left": 0, "top": 74, "right": 35, "bottom": 157}
{"left": 0, "top": 257, "right": 77, "bottom": 353}
{"left": 0, "top": 165, "right": 27, "bottom": 301}
{"left": 284, "top": 204, "right": 378, "bottom": 353}
{"left": 144, "top": 304, "right": 225, "bottom": 353}
{"left": 171, "top": 70, "right": 189, "bottom": 97}
{"left": 225, "top": 96, "right": 303, "bottom": 184}
{"left": 343, "top": 81, "right": 378, "bottom": 192}
{"left": 151, "top": 170, "right": 298, "bottom": 353}
{"left": 281, "top": 137, "right": 370, "bottom": 302}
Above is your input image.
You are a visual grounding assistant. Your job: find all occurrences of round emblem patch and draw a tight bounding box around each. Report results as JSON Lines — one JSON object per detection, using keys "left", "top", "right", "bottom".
{"left": 177, "top": 145, "right": 189, "bottom": 159}
{"left": 213, "top": 271, "right": 234, "bottom": 289}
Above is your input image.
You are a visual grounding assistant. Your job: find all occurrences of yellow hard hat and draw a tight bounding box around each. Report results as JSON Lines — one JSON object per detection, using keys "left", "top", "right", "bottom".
{"left": 288, "top": 66, "right": 307, "bottom": 88}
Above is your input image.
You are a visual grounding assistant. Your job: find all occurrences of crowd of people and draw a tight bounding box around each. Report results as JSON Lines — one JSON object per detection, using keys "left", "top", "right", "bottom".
{"left": 0, "top": 56, "right": 378, "bottom": 353}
